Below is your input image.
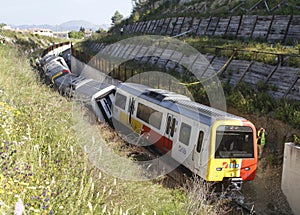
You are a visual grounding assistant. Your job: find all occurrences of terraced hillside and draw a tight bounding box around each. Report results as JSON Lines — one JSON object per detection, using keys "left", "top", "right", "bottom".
{"left": 130, "top": 0, "right": 300, "bottom": 22}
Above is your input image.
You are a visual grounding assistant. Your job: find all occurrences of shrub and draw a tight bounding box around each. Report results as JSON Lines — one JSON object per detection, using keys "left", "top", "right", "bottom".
{"left": 293, "top": 134, "right": 300, "bottom": 145}
{"left": 183, "top": 177, "right": 231, "bottom": 215}
{"left": 68, "top": 31, "right": 85, "bottom": 39}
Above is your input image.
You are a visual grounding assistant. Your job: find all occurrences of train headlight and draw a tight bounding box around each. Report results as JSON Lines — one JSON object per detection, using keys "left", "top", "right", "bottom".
{"left": 244, "top": 167, "right": 250, "bottom": 171}
{"left": 216, "top": 167, "right": 222, "bottom": 171}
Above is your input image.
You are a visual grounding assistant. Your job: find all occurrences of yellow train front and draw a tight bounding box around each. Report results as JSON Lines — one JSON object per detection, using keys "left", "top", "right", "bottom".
{"left": 112, "top": 83, "right": 258, "bottom": 185}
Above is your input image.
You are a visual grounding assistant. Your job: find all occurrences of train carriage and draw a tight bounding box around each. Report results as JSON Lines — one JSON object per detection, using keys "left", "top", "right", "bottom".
{"left": 74, "top": 79, "right": 115, "bottom": 125}
{"left": 112, "top": 83, "right": 257, "bottom": 185}
{"left": 40, "top": 56, "right": 70, "bottom": 85}
{"left": 54, "top": 73, "right": 86, "bottom": 97}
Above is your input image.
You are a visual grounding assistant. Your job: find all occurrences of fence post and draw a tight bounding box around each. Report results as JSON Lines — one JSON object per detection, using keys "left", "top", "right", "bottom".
{"left": 253, "top": 51, "right": 257, "bottom": 61}
{"left": 124, "top": 66, "right": 127, "bottom": 81}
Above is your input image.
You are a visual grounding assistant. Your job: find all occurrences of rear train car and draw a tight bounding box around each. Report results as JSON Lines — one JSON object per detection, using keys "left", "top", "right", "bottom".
{"left": 40, "top": 55, "right": 70, "bottom": 85}
{"left": 112, "top": 83, "right": 257, "bottom": 185}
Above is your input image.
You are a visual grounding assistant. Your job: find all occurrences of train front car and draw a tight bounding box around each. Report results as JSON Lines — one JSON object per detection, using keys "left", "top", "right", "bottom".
{"left": 111, "top": 83, "right": 257, "bottom": 190}
{"left": 207, "top": 119, "right": 257, "bottom": 189}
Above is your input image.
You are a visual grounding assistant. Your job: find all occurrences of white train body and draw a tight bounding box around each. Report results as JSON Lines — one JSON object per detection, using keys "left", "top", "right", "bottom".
{"left": 112, "top": 83, "right": 257, "bottom": 182}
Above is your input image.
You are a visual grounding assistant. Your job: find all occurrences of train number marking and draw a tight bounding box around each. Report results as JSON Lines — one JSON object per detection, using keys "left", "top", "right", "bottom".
{"left": 178, "top": 145, "right": 186, "bottom": 155}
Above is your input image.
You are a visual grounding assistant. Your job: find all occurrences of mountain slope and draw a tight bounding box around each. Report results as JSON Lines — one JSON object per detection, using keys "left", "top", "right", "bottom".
{"left": 130, "top": 0, "right": 300, "bottom": 22}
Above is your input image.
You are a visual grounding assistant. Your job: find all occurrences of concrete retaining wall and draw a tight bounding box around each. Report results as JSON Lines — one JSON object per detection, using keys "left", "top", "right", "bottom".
{"left": 72, "top": 41, "right": 300, "bottom": 101}
{"left": 120, "top": 15, "right": 300, "bottom": 43}
{"left": 282, "top": 142, "right": 300, "bottom": 215}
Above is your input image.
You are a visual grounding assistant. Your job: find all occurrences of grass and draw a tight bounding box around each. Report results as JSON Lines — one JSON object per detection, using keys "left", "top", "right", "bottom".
{"left": 0, "top": 30, "right": 68, "bottom": 59}
{"left": 0, "top": 40, "right": 232, "bottom": 214}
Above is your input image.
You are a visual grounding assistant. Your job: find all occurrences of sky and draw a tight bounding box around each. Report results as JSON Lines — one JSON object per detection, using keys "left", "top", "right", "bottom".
{"left": 0, "top": 0, "right": 133, "bottom": 26}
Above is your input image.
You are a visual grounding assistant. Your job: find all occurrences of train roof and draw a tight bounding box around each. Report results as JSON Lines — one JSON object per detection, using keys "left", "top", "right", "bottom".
{"left": 117, "top": 83, "right": 244, "bottom": 125}
{"left": 54, "top": 73, "right": 82, "bottom": 87}
{"left": 74, "top": 79, "right": 114, "bottom": 102}
{"left": 40, "top": 54, "right": 57, "bottom": 66}
{"left": 42, "top": 56, "right": 69, "bottom": 71}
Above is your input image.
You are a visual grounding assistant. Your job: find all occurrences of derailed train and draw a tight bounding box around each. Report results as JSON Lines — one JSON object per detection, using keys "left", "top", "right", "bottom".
{"left": 39, "top": 51, "right": 258, "bottom": 188}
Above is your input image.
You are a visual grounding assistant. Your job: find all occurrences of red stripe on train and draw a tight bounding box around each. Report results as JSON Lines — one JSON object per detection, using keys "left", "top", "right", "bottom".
{"left": 141, "top": 125, "right": 173, "bottom": 154}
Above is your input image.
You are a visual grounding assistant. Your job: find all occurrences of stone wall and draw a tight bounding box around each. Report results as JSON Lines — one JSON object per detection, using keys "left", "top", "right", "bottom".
{"left": 72, "top": 42, "right": 300, "bottom": 101}
{"left": 120, "top": 15, "right": 300, "bottom": 43}
{"left": 282, "top": 142, "right": 300, "bottom": 215}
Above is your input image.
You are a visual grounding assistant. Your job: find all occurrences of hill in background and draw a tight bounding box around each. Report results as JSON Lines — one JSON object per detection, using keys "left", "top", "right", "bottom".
{"left": 12, "top": 20, "right": 109, "bottom": 32}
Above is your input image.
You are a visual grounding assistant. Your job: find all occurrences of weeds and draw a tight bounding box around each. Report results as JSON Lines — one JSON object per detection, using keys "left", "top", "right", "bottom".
{"left": 293, "top": 134, "right": 300, "bottom": 146}
{"left": 183, "top": 176, "right": 231, "bottom": 215}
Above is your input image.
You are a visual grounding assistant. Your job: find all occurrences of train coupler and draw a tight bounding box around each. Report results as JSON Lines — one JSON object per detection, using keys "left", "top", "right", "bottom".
{"left": 230, "top": 178, "right": 243, "bottom": 191}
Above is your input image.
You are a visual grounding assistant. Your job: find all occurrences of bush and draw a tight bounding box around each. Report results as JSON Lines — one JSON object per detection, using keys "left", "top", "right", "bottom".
{"left": 183, "top": 177, "right": 231, "bottom": 215}
{"left": 68, "top": 31, "right": 85, "bottom": 39}
{"left": 274, "top": 101, "right": 300, "bottom": 129}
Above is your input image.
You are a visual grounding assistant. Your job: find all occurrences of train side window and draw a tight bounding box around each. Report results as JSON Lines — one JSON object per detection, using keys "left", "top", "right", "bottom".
{"left": 137, "top": 103, "right": 162, "bottom": 129}
{"left": 115, "top": 93, "right": 127, "bottom": 110}
{"left": 179, "top": 122, "right": 191, "bottom": 146}
{"left": 196, "top": 131, "right": 204, "bottom": 153}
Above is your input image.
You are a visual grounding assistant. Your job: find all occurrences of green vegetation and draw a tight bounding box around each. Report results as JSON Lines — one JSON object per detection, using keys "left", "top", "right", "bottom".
{"left": 68, "top": 27, "right": 86, "bottom": 39}
{"left": 293, "top": 134, "right": 300, "bottom": 145}
{"left": 129, "top": 0, "right": 300, "bottom": 22}
{"left": 111, "top": 10, "right": 124, "bottom": 25}
{"left": 225, "top": 81, "right": 300, "bottom": 129}
{"left": 68, "top": 31, "right": 85, "bottom": 39}
{"left": 0, "top": 29, "right": 67, "bottom": 58}
{"left": 0, "top": 23, "right": 7, "bottom": 28}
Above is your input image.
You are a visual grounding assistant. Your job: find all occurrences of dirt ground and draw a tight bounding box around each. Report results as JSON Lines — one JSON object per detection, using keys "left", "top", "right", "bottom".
{"left": 231, "top": 110, "right": 300, "bottom": 215}
{"left": 242, "top": 160, "right": 292, "bottom": 215}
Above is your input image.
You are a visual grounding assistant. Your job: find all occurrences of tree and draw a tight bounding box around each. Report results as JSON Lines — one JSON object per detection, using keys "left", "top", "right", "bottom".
{"left": 111, "top": 10, "right": 124, "bottom": 25}
{"left": 95, "top": 27, "right": 107, "bottom": 34}
{"left": 79, "top": 26, "right": 85, "bottom": 33}
{"left": 0, "top": 23, "right": 7, "bottom": 28}
{"left": 68, "top": 31, "right": 85, "bottom": 39}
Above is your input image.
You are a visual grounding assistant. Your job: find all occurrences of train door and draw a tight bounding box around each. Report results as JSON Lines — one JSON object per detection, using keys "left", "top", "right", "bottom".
{"left": 164, "top": 113, "right": 177, "bottom": 152}
{"left": 193, "top": 128, "right": 209, "bottom": 178}
{"left": 95, "top": 94, "right": 114, "bottom": 125}
{"left": 127, "top": 97, "right": 143, "bottom": 134}
{"left": 128, "top": 96, "right": 135, "bottom": 125}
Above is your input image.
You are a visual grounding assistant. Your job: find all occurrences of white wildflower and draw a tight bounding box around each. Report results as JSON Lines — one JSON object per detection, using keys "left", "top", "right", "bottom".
{"left": 14, "top": 198, "right": 24, "bottom": 215}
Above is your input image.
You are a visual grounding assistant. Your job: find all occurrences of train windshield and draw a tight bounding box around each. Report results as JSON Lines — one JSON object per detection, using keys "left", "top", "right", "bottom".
{"left": 215, "top": 125, "right": 254, "bottom": 159}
